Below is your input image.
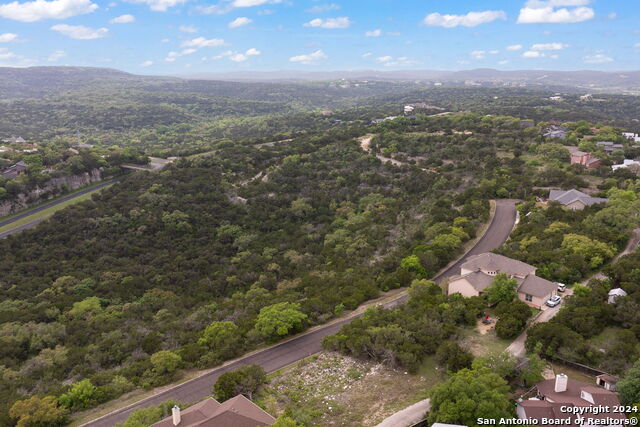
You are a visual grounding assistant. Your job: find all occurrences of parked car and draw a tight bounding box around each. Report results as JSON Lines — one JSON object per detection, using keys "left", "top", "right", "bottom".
{"left": 556, "top": 283, "right": 566, "bottom": 292}
{"left": 546, "top": 295, "right": 562, "bottom": 307}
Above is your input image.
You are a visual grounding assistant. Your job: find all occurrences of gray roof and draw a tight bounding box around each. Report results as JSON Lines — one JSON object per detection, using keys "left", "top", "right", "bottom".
{"left": 448, "top": 271, "right": 495, "bottom": 292}
{"left": 461, "top": 253, "right": 536, "bottom": 278}
{"left": 517, "top": 274, "right": 557, "bottom": 298}
{"left": 549, "top": 189, "right": 608, "bottom": 207}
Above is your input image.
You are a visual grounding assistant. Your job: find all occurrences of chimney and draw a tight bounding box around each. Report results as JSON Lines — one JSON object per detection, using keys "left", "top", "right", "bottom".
{"left": 555, "top": 374, "right": 568, "bottom": 393}
{"left": 172, "top": 406, "right": 181, "bottom": 426}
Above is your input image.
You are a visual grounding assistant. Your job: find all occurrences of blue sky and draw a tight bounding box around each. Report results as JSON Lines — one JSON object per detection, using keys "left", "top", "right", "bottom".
{"left": 0, "top": 0, "right": 638, "bottom": 74}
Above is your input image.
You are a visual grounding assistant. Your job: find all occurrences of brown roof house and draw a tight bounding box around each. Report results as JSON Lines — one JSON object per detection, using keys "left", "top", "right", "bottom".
{"left": 517, "top": 374, "right": 626, "bottom": 427}
{"left": 549, "top": 189, "right": 608, "bottom": 211}
{"left": 151, "top": 395, "right": 275, "bottom": 427}
{"left": 447, "top": 253, "right": 557, "bottom": 309}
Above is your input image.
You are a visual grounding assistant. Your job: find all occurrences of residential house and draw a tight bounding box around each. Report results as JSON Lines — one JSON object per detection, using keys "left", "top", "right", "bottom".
{"left": 151, "top": 395, "right": 275, "bottom": 427}
{"left": 568, "top": 147, "right": 602, "bottom": 169}
{"left": 1, "top": 161, "right": 27, "bottom": 180}
{"left": 612, "top": 159, "right": 640, "bottom": 171}
{"left": 543, "top": 125, "right": 568, "bottom": 139}
{"left": 2, "top": 136, "right": 25, "bottom": 143}
{"left": 608, "top": 288, "right": 627, "bottom": 304}
{"left": 517, "top": 374, "right": 626, "bottom": 427}
{"left": 622, "top": 132, "right": 640, "bottom": 143}
{"left": 596, "top": 141, "right": 624, "bottom": 153}
{"left": 447, "top": 253, "right": 557, "bottom": 309}
{"left": 0, "top": 146, "right": 13, "bottom": 153}
{"left": 549, "top": 189, "right": 609, "bottom": 211}
{"left": 595, "top": 374, "right": 619, "bottom": 392}
{"left": 549, "top": 96, "right": 564, "bottom": 102}
{"left": 580, "top": 94, "right": 593, "bottom": 101}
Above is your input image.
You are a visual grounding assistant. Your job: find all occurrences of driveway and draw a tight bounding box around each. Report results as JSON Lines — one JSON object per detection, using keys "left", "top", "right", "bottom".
{"left": 375, "top": 399, "right": 431, "bottom": 427}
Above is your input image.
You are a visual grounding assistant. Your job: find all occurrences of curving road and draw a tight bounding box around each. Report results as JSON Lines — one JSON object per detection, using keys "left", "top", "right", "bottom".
{"left": 0, "top": 177, "right": 124, "bottom": 239}
{"left": 82, "top": 199, "right": 517, "bottom": 427}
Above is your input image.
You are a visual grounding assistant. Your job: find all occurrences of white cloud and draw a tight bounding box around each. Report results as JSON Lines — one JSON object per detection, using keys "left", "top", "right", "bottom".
{"left": 109, "top": 13, "right": 135, "bottom": 23}
{"left": 0, "top": 47, "right": 16, "bottom": 60}
{"left": 423, "top": 10, "right": 506, "bottom": 28}
{"left": 212, "top": 50, "right": 233, "bottom": 59}
{"left": 362, "top": 52, "right": 372, "bottom": 58}
{"left": 230, "top": 53, "right": 246, "bottom": 61}
{"left": 179, "top": 25, "right": 198, "bottom": 33}
{"left": 365, "top": 29, "right": 382, "bottom": 37}
{"left": 0, "top": 0, "right": 97, "bottom": 22}
{"left": 517, "top": 0, "right": 594, "bottom": 24}
{"left": 47, "top": 49, "right": 65, "bottom": 61}
{"left": 507, "top": 44, "right": 523, "bottom": 51}
{"left": 499, "top": 60, "right": 510, "bottom": 64}
{"left": 0, "top": 33, "right": 18, "bottom": 42}
{"left": 165, "top": 48, "right": 196, "bottom": 62}
{"left": 304, "top": 16, "right": 351, "bottom": 29}
{"left": 181, "top": 37, "right": 226, "bottom": 48}
{"left": 51, "top": 24, "right": 108, "bottom": 39}
{"left": 197, "top": 0, "right": 281, "bottom": 15}
{"left": 228, "top": 16, "right": 252, "bottom": 28}
{"left": 245, "top": 47, "right": 260, "bottom": 55}
{"left": 161, "top": 38, "right": 170, "bottom": 42}
{"left": 635, "top": 42, "right": 640, "bottom": 49}
{"left": 289, "top": 49, "right": 327, "bottom": 64}
{"left": 141, "top": 60, "right": 153, "bottom": 66}
{"left": 125, "top": 0, "right": 185, "bottom": 12}
{"left": 307, "top": 3, "right": 339, "bottom": 13}
{"left": 522, "top": 50, "right": 544, "bottom": 58}
{"left": 531, "top": 42, "right": 569, "bottom": 50}
{"left": 607, "top": 12, "right": 617, "bottom": 20}
{"left": 471, "top": 50, "right": 486, "bottom": 59}
{"left": 583, "top": 53, "right": 613, "bottom": 64}
{"left": 375, "top": 55, "right": 416, "bottom": 67}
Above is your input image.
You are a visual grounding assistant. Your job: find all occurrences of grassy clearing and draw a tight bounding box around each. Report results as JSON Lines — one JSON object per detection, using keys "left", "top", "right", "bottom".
{"left": 0, "top": 184, "right": 114, "bottom": 235}
{"left": 461, "top": 325, "right": 512, "bottom": 357}
{"left": 548, "top": 361, "right": 595, "bottom": 384}
{"left": 588, "top": 326, "right": 622, "bottom": 350}
{"left": 256, "top": 352, "right": 443, "bottom": 427}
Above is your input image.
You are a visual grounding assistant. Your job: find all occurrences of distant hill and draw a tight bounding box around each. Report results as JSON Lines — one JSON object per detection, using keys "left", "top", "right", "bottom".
{"left": 181, "top": 68, "right": 640, "bottom": 93}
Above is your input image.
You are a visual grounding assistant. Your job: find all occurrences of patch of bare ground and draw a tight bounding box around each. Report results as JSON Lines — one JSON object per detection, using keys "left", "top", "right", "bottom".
{"left": 257, "top": 352, "right": 437, "bottom": 426}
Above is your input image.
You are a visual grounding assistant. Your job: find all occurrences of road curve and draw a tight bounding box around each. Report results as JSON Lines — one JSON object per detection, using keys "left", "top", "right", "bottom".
{"left": 0, "top": 177, "right": 124, "bottom": 239}
{"left": 82, "top": 200, "right": 517, "bottom": 427}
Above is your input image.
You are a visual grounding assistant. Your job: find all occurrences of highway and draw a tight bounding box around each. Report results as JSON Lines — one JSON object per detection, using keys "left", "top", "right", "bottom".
{"left": 0, "top": 177, "right": 124, "bottom": 239}
{"left": 82, "top": 199, "right": 517, "bottom": 427}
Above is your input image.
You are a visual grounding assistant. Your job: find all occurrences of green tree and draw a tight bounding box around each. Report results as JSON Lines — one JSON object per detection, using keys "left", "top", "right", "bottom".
{"left": 198, "top": 321, "right": 241, "bottom": 361}
{"left": 117, "top": 400, "right": 181, "bottom": 427}
{"left": 253, "top": 302, "right": 307, "bottom": 340}
{"left": 9, "top": 396, "right": 67, "bottom": 427}
{"left": 484, "top": 274, "right": 518, "bottom": 305}
{"left": 435, "top": 341, "right": 473, "bottom": 373}
{"left": 428, "top": 368, "right": 513, "bottom": 427}
{"left": 213, "top": 365, "right": 267, "bottom": 401}
{"left": 472, "top": 352, "right": 517, "bottom": 380}
{"left": 618, "top": 359, "right": 640, "bottom": 406}
{"left": 150, "top": 350, "right": 182, "bottom": 375}
{"left": 58, "top": 379, "right": 98, "bottom": 410}
{"left": 272, "top": 416, "right": 303, "bottom": 427}
{"left": 520, "top": 353, "right": 545, "bottom": 386}
{"left": 400, "top": 255, "right": 427, "bottom": 277}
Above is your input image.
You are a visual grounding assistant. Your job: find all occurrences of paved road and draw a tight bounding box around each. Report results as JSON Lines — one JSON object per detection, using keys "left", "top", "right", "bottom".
{"left": 0, "top": 177, "right": 123, "bottom": 239}
{"left": 83, "top": 200, "right": 517, "bottom": 427}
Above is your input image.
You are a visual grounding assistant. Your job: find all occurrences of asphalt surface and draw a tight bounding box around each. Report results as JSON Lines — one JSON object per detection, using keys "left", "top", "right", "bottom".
{"left": 83, "top": 199, "right": 517, "bottom": 427}
{"left": 0, "top": 177, "right": 123, "bottom": 239}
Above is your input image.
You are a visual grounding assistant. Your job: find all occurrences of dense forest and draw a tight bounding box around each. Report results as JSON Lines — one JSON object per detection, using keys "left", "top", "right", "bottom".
{"left": 0, "top": 112, "right": 557, "bottom": 423}
{"left": 3, "top": 67, "right": 640, "bottom": 426}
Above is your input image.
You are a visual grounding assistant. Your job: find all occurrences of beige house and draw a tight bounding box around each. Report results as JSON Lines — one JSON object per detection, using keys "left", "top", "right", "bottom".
{"left": 447, "top": 253, "right": 557, "bottom": 309}
{"left": 549, "top": 189, "right": 608, "bottom": 211}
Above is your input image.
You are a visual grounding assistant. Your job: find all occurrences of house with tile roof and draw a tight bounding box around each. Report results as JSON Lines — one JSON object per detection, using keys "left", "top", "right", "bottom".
{"left": 447, "top": 253, "right": 557, "bottom": 309}
{"left": 549, "top": 189, "right": 609, "bottom": 211}
{"left": 151, "top": 395, "right": 275, "bottom": 427}
{"left": 568, "top": 147, "right": 602, "bottom": 169}
{"left": 517, "top": 374, "right": 626, "bottom": 427}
